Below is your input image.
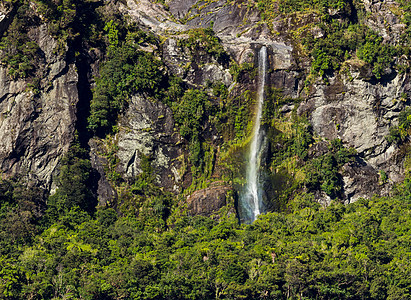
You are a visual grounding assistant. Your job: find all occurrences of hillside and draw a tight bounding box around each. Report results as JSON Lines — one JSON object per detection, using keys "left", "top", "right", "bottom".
{"left": 1, "top": 0, "right": 411, "bottom": 298}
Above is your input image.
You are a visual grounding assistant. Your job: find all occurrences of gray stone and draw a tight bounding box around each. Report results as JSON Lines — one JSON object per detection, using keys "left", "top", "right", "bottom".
{"left": 0, "top": 25, "right": 78, "bottom": 190}
{"left": 342, "top": 162, "right": 380, "bottom": 204}
{"left": 89, "top": 139, "right": 118, "bottom": 206}
{"left": 117, "top": 95, "right": 183, "bottom": 192}
{"left": 299, "top": 73, "right": 411, "bottom": 201}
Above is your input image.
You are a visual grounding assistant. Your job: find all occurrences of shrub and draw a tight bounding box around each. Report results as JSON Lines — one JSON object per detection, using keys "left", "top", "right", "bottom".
{"left": 88, "top": 30, "right": 166, "bottom": 135}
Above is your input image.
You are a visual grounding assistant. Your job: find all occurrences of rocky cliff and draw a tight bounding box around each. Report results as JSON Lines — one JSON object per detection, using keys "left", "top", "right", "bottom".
{"left": 1, "top": 0, "right": 410, "bottom": 215}
{"left": 0, "top": 20, "right": 78, "bottom": 191}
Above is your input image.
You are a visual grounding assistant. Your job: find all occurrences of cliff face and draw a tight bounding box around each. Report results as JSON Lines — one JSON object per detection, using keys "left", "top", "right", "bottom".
{"left": 0, "top": 19, "right": 78, "bottom": 191}
{"left": 0, "top": 0, "right": 410, "bottom": 212}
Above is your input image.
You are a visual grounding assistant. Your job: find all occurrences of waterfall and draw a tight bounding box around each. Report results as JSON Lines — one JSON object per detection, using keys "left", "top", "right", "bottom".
{"left": 239, "top": 46, "right": 267, "bottom": 224}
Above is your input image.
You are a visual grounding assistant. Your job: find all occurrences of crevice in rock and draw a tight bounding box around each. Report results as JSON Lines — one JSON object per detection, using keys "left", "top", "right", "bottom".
{"left": 126, "top": 150, "right": 137, "bottom": 175}
{"left": 0, "top": 4, "right": 17, "bottom": 37}
{"left": 72, "top": 46, "right": 92, "bottom": 149}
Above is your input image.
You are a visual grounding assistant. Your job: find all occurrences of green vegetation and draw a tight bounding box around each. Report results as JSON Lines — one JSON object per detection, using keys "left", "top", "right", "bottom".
{"left": 45, "top": 134, "right": 96, "bottom": 224}
{"left": 387, "top": 106, "right": 411, "bottom": 145}
{"left": 229, "top": 61, "right": 256, "bottom": 82}
{"left": 305, "top": 22, "right": 399, "bottom": 80}
{"left": 0, "top": 0, "right": 105, "bottom": 78}
{"left": 305, "top": 139, "right": 356, "bottom": 198}
{"left": 88, "top": 23, "right": 166, "bottom": 136}
{"left": 255, "top": 0, "right": 407, "bottom": 81}
{"left": 2, "top": 0, "right": 411, "bottom": 298}
{"left": 0, "top": 2, "right": 41, "bottom": 78}
{"left": 2, "top": 178, "right": 411, "bottom": 298}
{"left": 277, "top": 0, "right": 346, "bottom": 13}
{"left": 177, "top": 26, "right": 229, "bottom": 64}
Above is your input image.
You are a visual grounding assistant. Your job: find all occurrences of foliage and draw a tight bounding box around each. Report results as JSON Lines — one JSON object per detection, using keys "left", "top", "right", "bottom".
{"left": 35, "top": 0, "right": 107, "bottom": 51}
{"left": 0, "top": 179, "right": 44, "bottom": 256}
{"left": 356, "top": 31, "right": 399, "bottom": 79}
{"left": 0, "top": 0, "right": 107, "bottom": 78}
{"left": 305, "top": 22, "right": 399, "bottom": 80}
{"left": 214, "top": 90, "right": 253, "bottom": 143}
{"left": 0, "top": 2, "right": 41, "bottom": 78}
{"left": 386, "top": 106, "right": 411, "bottom": 145}
{"left": 305, "top": 139, "right": 356, "bottom": 198}
{"left": 173, "top": 89, "right": 210, "bottom": 141}
{"left": 172, "top": 88, "right": 216, "bottom": 177}
{"left": 88, "top": 24, "right": 166, "bottom": 136}
{"left": 229, "top": 61, "right": 255, "bottom": 82}
{"left": 2, "top": 181, "right": 411, "bottom": 299}
{"left": 277, "top": 0, "right": 347, "bottom": 14}
{"left": 255, "top": 0, "right": 404, "bottom": 81}
{"left": 46, "top": 134, "right": 96, "bottom": 223}
{"left": 177, "top": 27, "right": 229, "bottom": 64}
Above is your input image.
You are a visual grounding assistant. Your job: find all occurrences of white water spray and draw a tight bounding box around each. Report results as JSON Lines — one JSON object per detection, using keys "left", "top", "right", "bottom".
{"left": 240, "top": 46, "right": 267, "bottom": 224}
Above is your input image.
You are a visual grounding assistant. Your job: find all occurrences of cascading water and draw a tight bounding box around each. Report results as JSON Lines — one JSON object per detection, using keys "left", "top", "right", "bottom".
{"left": 239, "top": 46, "right": 267, "bottom": 224}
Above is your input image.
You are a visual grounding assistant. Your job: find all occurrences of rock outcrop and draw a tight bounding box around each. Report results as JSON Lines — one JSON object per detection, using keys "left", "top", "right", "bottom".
{"left": 0, "top": 25, "right": 77, "bottom": 190}
{"left": 298, "top": 72, "right": 410, "bottom": 201}
{"left": 116, "top": 95, "right": 184, "bottom": 192}
{"left": 0, "top": 0, "right": 410, "bottom": 210}
{"left": 187, "top": 182, "right": 232, "bottom": 216}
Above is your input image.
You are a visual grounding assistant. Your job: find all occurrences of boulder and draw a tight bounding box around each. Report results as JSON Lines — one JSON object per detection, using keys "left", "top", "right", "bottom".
{"left": 187, "top": 183, "right": 232, "bottom": 216}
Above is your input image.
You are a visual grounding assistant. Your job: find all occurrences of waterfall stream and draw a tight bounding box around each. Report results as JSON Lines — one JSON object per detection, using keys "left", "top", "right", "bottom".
{"left": 239, "top": 46, "right": 267, "bottom": 224}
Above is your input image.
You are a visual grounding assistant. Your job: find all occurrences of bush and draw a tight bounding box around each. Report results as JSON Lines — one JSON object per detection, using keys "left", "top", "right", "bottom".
{"left": 46, "top": 135, "right": 96, "bottom": 222}
{"left": 305, "top": 139, "right": 355, "bottom": 198}
{"left": 178, "top": 27, "right": 229, "bottom": 64}
{"left": 0, "top": 3, "right": 40, "bottom": 78}
{"left": 386, "top": 107, "right": 411, "bottom": 145}
{"left": 88, "top": 28, "right": 166, "bottom": 135}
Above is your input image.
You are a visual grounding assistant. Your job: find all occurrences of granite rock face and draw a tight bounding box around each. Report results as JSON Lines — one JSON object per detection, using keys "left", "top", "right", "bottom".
{"left": 298, "top": 72, "right": 411, "bottom": 202}
{"left": 116, "top": 95, "right": 184, "bottom": 192}
{"left": 363, "top": 0, "right": 406, "bottom": 42}
{"left": 0, "top": 0, "right": 410, "bottom": 210}
{"left": 0, "top": 25, "right": 78, "bottom": 190}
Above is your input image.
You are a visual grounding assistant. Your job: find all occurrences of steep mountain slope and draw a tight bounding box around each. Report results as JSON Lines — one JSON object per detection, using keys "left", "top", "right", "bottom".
{"left": 1, "top": 0, "right": 411, "bottom": 212}
{"left": 2, "top": 1, "right": 411, "bottom": 299}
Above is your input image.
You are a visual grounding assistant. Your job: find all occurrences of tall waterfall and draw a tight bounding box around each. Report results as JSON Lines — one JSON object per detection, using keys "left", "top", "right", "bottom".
{"left": 239, "top": 46, "right": 267, "bottom": 224}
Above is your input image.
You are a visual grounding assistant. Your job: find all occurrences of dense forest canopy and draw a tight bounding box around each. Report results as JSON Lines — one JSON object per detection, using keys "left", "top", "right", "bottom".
{"left": 1, "top": 0, "right": 411, "bottom": 298}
